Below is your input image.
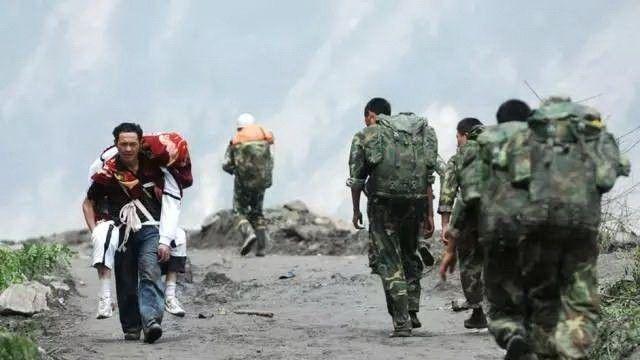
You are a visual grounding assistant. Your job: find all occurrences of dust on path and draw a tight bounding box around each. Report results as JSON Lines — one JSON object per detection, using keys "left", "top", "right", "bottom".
{"left": 47, "top": 247, "right": 506, "bottom": 360}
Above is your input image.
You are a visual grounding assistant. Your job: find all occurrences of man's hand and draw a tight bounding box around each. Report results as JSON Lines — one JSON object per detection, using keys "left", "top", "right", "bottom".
{"left": 423, "top": 214, "right": 435, "bottom": 239}
{"left": 439, "top": 250, "right": 457, "bottom": 281}
{"left": 352, "top": 210, "right": 364, "bottom": 230}
{"left": 158, "top": 244, "right": 171, "bottom": 263}
{"left": 440, "top": 225, "right": 449, "bottom": 246}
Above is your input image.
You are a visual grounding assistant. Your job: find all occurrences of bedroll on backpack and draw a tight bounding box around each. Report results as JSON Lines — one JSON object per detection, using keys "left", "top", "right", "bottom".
{"left": 506, "top": 98, "right": 630, "bottom": 230}
{"left": 365, "top": 113, "right": 438, "bottom": 199}
{"left": 233, "top": 140, "right": 273, "bottom": 190}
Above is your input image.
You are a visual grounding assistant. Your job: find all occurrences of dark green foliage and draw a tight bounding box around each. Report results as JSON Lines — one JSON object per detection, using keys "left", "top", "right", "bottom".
{"left": 0, "top": 331, "right": 39, "bottom": 360}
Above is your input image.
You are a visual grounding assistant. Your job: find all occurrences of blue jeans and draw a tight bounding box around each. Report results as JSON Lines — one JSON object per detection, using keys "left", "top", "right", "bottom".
{"left": 114, "top": 226, "right": 164, "bottom": 333}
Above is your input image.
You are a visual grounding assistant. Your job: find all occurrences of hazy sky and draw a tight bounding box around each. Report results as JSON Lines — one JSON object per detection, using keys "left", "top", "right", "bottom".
{"left": 1, "top": 0, "right": 639, "bottom": 239}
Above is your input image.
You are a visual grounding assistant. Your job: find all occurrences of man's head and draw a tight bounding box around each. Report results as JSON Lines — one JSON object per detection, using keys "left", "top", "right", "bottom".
{"left": 496, "top": 99, "right": 531, "bottom": 123}
{"left": 456, "top": 117, "right": 483, "bottom": 146}
{"left": 112, "top": 122, "right": 143, "bottom": 163}
{"left": 363, "top": 97, "right": 391, "bottom": 126}
{"left": 237, "top": 113, "right": 256, "bottom": 130}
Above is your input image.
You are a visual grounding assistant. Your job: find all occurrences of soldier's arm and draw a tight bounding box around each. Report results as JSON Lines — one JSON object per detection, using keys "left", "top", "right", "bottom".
{"left": 347, "top": 132, "right": 367, "bottom": 229}
{"left": 222, "top": 143, "right": 235, "bottom": 174}
{"left": 438, "top": 155, "right": 458, "bottom": 241}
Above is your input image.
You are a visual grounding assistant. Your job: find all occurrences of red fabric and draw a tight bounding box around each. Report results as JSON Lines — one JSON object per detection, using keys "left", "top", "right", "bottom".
{"left": 142, "top": 132, "right": 193, "bottom": 189}
{"left": 92, "top": 132, "right": 193, "bottom": 190}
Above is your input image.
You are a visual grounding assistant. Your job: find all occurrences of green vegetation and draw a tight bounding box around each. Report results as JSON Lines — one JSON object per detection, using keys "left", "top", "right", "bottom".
{"left": 591, "top": 248, "right": 640, "bottom": 359}
{"left": 0, "top": 243, "right": 73, "bottom": 360}
{"left": 0, "top": 243, "right": 72, "bottom": 292}
{"left": 0, "top": 331, "right": 39, "bottom": 360}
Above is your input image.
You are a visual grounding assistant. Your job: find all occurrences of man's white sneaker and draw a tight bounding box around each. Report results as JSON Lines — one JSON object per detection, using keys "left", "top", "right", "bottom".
{"left": 96, "top": 296, "right": 113, "bottom": 319}
{"left": 165, "top": 296, "right": 186, "bottom": 317}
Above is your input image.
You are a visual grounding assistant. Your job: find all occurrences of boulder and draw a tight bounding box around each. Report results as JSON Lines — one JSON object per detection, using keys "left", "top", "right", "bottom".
{"left": 283, "top": 200, "right": 308, "bottom": 213}
{"left": 0, "top": 282, "right": 51, "bottom": 316}
{"left": 191, "top": 201, "right": 367, "bottom": 255}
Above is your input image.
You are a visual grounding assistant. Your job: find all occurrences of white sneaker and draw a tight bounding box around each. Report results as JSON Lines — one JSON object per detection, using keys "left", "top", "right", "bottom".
{"left": 165, "top": 296, "right": 186, "bottom": 317}
{"left": 96, "top": 296, "right": 113, "bottom": 319}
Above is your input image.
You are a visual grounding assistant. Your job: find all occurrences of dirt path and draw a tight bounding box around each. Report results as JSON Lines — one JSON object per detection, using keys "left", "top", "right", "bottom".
{"left": 48, "top": 246, "right": 513, "bottom": 360}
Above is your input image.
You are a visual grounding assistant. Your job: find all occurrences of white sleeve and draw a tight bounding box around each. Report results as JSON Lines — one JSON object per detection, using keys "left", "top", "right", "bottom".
{"left": 159, "top": 167, "right": 182, "bottom": 247}
{"left": 88, "top": 157, "right": 103, "bottom": 184}
{"left": 88, "top": 147, "right": 118, "bottom": 184}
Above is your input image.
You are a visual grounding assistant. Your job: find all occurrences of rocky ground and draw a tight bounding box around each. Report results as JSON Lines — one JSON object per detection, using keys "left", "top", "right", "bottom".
{"left": 3, "top": 201, "right": 639, "bottom": 359}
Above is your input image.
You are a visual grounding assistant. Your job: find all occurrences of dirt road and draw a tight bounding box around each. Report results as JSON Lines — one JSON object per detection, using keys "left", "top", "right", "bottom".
{"left": 47, "top": 246, "right": 513, "bottom": 360}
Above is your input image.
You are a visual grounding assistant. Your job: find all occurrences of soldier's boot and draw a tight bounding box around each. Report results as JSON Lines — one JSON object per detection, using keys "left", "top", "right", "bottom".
{"left": 409, "top": 311, "right": 421, "bottom": 328}
{"left": 255, "top": 228, "right": 268, "bottom": 257}
{"left": 240, "top": 233, "right": 257, "bottom": 256}
{"left": 504, "top": 335, "right": 537, "bottom": 360}
{"left": 464, "top": 307, "right": 488, "bottom": 329}
{"left": 418, "top": 246, "right": 435, "bottom": 267}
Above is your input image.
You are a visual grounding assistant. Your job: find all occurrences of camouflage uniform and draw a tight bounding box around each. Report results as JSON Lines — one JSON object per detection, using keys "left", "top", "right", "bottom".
{"left": 441, "top": 148, "right": 484, "bottom": 309}
{"left": 223, "top": 145, "right": 268, "bottom": 243}
{"left": 347, "top": 114, "right": 437, "bottom": 332}
{"left": 478, "top": 99, "right": 630, "bottom": 359}
{"left": 461, "top": 122, "right": 532, "bottom": 352}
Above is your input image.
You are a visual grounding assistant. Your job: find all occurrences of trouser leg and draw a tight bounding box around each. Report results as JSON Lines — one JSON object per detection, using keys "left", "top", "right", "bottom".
{"left": 457, "top": 227, "right": 484, "bottom": 307}
{"left": 368, "top": 199, "right": 411, "bottom": 331}
{"left": 554, "top": 231, "right": 600, "bottom": 359}
{"left": 484, "top": 240, "right": 527, "bottom": 349}
{"left": 114, "top": 231, "right": 141, "bottom": 333}
{"left": 136, "top": 227, "right": 165, "bottom": 329}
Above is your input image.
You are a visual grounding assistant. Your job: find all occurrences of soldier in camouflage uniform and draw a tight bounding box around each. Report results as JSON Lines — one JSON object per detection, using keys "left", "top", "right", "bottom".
{"left": 438, "top": 117, "right": 488, "bottom": 329}
{"left": 348, "top": 98, "right": 438, "bottom": 337}
{"left": 223, "top": 113, "right": 274, "bottom": 257}
{"left": 442, "top": 98, "right": 630, "bottom": 359}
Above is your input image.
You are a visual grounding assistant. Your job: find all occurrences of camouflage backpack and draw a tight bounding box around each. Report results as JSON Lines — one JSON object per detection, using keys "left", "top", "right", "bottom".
{"left": 232, "top": 140, "right": 274, "bottom": 190}
{"left": 505, "top": 97, "right": 630, "bottom": 230}
{"left": 456, "top": 124, "right": 485, "bottom": 203}
{"left": 460, "top": 121, "right": 529, "bottom": 240}
{"left": 364, "top": 113, "right": 438, "bottom": 199}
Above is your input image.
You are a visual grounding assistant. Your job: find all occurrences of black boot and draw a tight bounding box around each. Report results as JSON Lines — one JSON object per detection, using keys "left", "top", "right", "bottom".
{"left": 255, "top": 228, "right": 268, "bottom": 257}
{"left": 464, "top": 307, "right": 488, "bottom": 329}
{"left": 409, "top": 311, "right": 422, "bottom": 328}
{"left": 240, "top": 233, "right": 257, "bottom": 256}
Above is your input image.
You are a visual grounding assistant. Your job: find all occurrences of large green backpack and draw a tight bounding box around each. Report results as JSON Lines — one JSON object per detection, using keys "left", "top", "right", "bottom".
{"left": 233, "top": 140, "right": 274, "bottom": 190}
{"left": 505, "top": 97, "right": 630, "bottom": 230}
{"left": 364, "top": 113, "right": 438, "bottom": 199}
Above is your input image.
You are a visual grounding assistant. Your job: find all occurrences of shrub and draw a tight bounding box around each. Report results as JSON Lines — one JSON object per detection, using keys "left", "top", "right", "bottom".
{"left": 0, "top": 331, "right": 39, "bottom": 360}
{"left": 0, "top": 243, "right": 72, "bottom": 292}
{"left": 590, "top": 248, "right": 640, "bottom": 359}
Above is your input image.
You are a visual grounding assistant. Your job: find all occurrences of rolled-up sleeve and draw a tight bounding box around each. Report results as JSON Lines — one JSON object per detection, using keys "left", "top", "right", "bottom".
{"left": 438, "top": 154, "right": 459, "bottom": 214}
{"left": 346, "top": 132, "right": 367, "bottom": 191}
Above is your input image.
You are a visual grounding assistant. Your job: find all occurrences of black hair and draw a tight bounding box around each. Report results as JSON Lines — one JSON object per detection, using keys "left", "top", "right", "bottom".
{"left": 364, "top": 97, "right": 391, "bottom": 116}
{"left": 456, "top": 117, "right": 483, "bottom": 134}
{"left": 496, "top": 99, "right": 531, "bottom": 123}
{"left": 112, "top": 122, "right": 143, "bottom": 142}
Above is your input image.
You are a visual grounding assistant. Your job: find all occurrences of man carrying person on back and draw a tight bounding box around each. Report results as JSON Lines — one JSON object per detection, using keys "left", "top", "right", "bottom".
{"left": 85, "top": 138, "right": 190, "bottom": 320}
{"left": 82, "top": 123, "right": 191, "bottom": 343}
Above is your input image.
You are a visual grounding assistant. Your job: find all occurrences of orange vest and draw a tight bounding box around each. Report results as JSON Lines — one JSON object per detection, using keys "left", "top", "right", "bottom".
{"left": 231, "top": 124, "right": 274, "bottom": 145}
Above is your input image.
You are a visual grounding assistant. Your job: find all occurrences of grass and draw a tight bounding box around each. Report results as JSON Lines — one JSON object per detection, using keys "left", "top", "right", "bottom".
{"left": 0, "top": 331, "right": 39, "bottom": 360}
{"left": 0, "top": 243, "right": 72, "bottom": 292}
{"left": 590, "top": 247, "right": 640, "bottom": 359}
{"left": 0, "top": 243, "right": 73, "bottom": 360}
